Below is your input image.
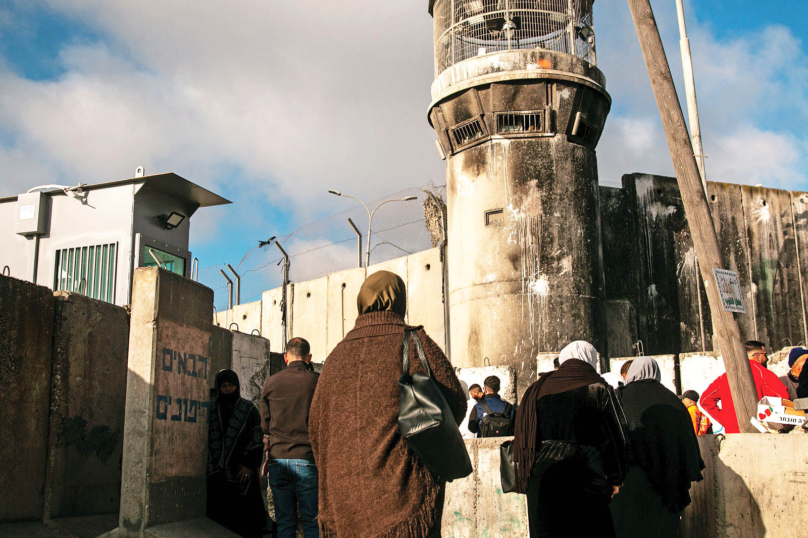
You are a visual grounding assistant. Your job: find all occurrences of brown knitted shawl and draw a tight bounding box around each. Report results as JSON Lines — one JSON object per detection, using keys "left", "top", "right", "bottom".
{"left": 309, "top": 311, "right": 466, "bottom": 538}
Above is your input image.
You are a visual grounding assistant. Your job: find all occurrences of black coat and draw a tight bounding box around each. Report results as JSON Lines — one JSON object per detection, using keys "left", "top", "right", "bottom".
{"left": 526, "top": 381, "right": 628, "bottom": 538}
{"left": 611, "top": 380, "right": 704, "bottom": 538}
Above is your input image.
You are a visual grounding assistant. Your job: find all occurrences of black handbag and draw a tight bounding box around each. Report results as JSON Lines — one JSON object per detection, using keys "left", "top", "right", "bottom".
{"left": 398, "top": 329, "right": 472, "bottom": 481}
{"left": 499, "top": 440, "right": 517, "bottom": 493}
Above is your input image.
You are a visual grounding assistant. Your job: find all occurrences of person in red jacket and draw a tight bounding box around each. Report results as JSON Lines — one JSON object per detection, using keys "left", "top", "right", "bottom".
{"left": 701, "top": 340, "right": 789, "bottom": 433}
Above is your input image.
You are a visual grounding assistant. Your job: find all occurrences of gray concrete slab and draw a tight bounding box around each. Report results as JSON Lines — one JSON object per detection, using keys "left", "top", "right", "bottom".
{"left": 0, "top": 275, "right": 55, "bottom": 522}
{"left": 116, "top": 268, "right": 225, "bottom": 536}
{"left": 46, "top": 292, "right": 129, "bottom": 519}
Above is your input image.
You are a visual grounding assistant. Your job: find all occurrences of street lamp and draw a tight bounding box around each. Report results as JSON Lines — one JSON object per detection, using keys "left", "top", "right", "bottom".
{"left": 328, "top": 190, "right": 418, "bottom": 267}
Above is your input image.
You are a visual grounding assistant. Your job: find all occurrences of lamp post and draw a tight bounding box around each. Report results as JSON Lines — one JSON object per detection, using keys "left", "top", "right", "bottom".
{"left": 328, "top": 190, "right": 417, "bottom": 267}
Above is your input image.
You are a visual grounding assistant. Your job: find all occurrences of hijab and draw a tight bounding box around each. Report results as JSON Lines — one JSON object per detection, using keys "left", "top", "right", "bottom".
{"left": 616, "top": 361, "right": 704, "bottom": 512}
{"left": 357, "top": 270, "right": 407, "bottom": 317}
{"left": 514, "top": 341, "right": 606, "bottom": 493}
{"left": 601, "top": 372, "right": 625, "bottom": 390}
{"left": 625, "top": 356, "right": 661, "bottom": 384}
{"left": 558, "top": 340, "right": 600, "bottom": 370}
{"left": 215, "top": 369, "right": 241, "bottom": 426}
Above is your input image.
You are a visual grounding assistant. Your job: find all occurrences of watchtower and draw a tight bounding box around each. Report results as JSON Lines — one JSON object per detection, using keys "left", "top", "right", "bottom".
{"left": 427, "top": 0, "right": 611, "bottom": 382}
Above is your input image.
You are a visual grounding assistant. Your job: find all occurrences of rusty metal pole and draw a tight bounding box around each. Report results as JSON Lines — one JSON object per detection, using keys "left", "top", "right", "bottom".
{"left": 627, "top": 0, "right": 759, "bottom": 432}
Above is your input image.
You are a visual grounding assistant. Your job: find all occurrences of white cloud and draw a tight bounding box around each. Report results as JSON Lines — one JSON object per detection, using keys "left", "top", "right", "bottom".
{"left": 0, "top": 0, "right": 806, "bottom": 255}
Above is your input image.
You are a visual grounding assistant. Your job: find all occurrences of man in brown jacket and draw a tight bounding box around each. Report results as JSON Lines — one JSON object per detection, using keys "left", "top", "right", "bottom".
{"left": 260, "top": 337, "right": 320, "bottom": 538}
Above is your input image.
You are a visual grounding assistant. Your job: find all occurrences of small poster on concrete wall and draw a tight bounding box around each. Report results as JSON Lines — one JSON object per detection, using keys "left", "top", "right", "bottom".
{"left": 713, "top": 268, "right": 746, "bottom": 314}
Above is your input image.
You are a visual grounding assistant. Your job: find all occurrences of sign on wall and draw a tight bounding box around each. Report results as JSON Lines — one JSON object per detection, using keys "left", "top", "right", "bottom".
{"left": 151, "top": 320, "right": 212, "bottom": 480}
{"left": 713, "top": 268, "right": 746, "bottom": 314}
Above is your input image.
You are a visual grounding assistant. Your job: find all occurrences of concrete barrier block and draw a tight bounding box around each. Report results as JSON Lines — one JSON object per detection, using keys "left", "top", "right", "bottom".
{"left": 679, "top": 352, "right": 724, "bottom": 397}
{"left": 291, "top": 277, "right": 328, "bottom": 363}
{"left": 407, "top": 249, "right": 445, "bottom": 352}
{"left": 325, "top": 266, "right": 366, "bottom": 355}
{"left": 454, "top": 366, "right": 516, "bottom": 438}
{"left": 442, "top": 443, "right": 477, "bottom": 538}
{"left": 681, "top": 434, "right": 808, "bottom": 538}
{"left": 441, "top": 438, "right": 527, "bottom": 538}
{"left": 116, "top": 268, "right": 225, "bottom": 535}
{"left": 45, "top": 292, "right": 129, "bottom": 519}
{"left": 231, "top": 332, "right": 270, "bottom": 408}
{"left": 260, "top": 286, "right": 286, "bottom": 353}
{"left": 224, "top": 301, "right": 262, "bottom": 336}
{"left": 611, "top": 355, "right": 677, "bottom": 393}
{"left": 475, "top": 438, "right": 528, "bottom": 537}
{"left": 0, "top": 275, "right": 55, "bottom": 523}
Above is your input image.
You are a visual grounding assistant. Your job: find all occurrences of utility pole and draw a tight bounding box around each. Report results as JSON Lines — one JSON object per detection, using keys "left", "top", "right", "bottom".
{"left": 627, "top": 0, "right": 759, "bottom": 432}
{"left": 675, "top": 0, "right": 707, "bottom": 192}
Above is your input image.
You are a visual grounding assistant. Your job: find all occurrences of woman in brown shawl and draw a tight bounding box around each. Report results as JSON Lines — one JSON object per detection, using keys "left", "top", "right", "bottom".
{"left": 513, "top": 341, "right": 628, "bottom": 538}
{"left": 309, "top": 271, "right": 466, "bottom": 538}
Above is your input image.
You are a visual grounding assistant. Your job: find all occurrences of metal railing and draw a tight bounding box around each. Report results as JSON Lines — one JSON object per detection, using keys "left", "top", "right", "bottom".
{"left": 433, "top": 0, "right": 596, "bottom": 75}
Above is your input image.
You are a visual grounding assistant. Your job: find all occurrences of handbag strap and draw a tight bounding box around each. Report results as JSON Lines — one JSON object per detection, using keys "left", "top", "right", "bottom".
{"left": 402, "top": 329, "right": 432, "bottom": 377}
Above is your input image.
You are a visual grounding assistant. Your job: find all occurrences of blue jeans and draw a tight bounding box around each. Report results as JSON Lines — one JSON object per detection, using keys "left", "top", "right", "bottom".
{"left": 267, "top": 458, "right": 319, "bottom": 538}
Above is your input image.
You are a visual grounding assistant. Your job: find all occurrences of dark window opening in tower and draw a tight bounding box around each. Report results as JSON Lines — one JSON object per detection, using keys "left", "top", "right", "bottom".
{"left": 570, "top": 111, "right": 601, "bottom": 147}
{"left": 495, "top": 111, "right": 545, "bottom": 134}
{"left": 450, "top": 118, "right": 487, "bottom": 149}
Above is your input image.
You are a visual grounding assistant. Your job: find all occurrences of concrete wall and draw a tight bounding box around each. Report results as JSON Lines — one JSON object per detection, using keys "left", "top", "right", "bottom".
{"left": 224, "top": 249, "right": 446, "bottom": 358}
{"left": 442, "top": 437, "right": 527, "bottom": 538}
{"left": 45, "top": 292, "right": 129, "bottom": 520}
{"left": 215, "top": 299, "right": 262, "bottom": 336}
{"left": 0, "top": 276, "right": 55, "bottom": 523}
{"left": 231, "top": 331, "right": 270, "bottom": 409}
{"left": 681, "top": 434, "right": 808, "bottom": 538}
{"left": 117, "top": 268, "right": 231, "bottom": 534}
{"left": 604, "top": 174, "right": 808, "bottom": 358}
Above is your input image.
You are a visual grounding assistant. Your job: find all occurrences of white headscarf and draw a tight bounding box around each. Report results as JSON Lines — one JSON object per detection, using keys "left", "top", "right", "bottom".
{"left": 601, "top": 372, "right": 625, "bottom": 390}
{"left": 558, "top": 341, "right": 600, "bottom": 370}
{"left": 625, "top": 356, "right": 661, "bottom": 383}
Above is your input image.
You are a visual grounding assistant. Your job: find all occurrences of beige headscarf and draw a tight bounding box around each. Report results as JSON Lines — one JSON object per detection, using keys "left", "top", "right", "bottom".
{"left": 357, "top": 270, "right": 407, "bottom": 317}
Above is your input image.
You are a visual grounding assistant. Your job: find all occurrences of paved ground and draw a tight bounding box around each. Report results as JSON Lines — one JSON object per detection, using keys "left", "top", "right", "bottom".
{"left": 0, "top": 514, "right": 117, "bottom": 538}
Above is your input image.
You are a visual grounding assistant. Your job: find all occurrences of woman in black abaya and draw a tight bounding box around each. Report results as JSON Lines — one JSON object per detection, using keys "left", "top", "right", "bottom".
{"left": 611, "top": 357, "right": 704, "bottom": 538}
{"left": 207, "top": 369, "right": 266, "bottom": 538}
{"left": 514, "top": 341, "right": 628, "bottom": 538}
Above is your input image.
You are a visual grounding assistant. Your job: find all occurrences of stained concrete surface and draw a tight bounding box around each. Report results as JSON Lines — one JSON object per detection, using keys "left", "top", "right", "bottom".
{"left": 442, "top": 437, "right": 527, "bottom": 538}
{"left": 0, "top": 275, "right": 55, "bottom": 522}
{"left": 113, "top": 268, "right": 230, "bottom": 536}
{"left": 230, "top": 331, "right": 270, "bottom": 408}
{"left": 46, "top": 292, "right": 129, "bottom": 519}
{"left": 681, "top": 434, "right": 807, "bottom": 538}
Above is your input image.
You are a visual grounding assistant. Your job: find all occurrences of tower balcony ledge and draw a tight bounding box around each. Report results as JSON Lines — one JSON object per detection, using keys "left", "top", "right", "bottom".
{"left": 430, "top": 49, "right": 607, "bottom": 109}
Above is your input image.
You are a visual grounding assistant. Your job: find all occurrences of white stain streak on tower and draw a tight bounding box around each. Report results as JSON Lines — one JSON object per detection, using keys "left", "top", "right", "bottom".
{"left": 426, "top": 0, "right": 611, "bottom": 392}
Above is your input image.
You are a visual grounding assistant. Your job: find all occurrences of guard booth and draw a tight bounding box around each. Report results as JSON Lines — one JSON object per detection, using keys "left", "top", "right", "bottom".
{"left": 0, "top": 172, "right": 230, "bottom": 306}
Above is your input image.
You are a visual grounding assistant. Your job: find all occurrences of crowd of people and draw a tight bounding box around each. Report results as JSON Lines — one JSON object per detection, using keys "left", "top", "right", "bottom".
{"left": 204, "top": 270, "right": 808, "bottom": 538}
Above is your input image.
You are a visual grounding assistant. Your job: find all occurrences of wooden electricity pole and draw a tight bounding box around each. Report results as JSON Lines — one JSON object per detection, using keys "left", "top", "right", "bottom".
{"left": 626, "top": 0, "right": 759, "bottom": 432}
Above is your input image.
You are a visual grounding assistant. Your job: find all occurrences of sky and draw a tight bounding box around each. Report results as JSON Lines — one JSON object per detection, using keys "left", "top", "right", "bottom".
{"left": 0, "top": 0, "right": 806, "bottom": 270}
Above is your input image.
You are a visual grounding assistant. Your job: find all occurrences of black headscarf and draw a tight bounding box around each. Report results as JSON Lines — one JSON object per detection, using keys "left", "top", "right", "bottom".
{"left": 215, "top": 369, "right": 241, "bottom": 425}
{"left": 616, "top": 359, "right": 704, "bottom": 513}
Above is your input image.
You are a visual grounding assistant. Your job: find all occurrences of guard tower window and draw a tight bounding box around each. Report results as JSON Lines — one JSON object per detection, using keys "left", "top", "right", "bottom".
{"left": 450, "top": 117, "right": 487, "bottom": 149}
{"left": 144, "top": 247, "right": 186, "bottom": 276}
{"left": 495, "top": 111, "right": 545, "bottom": 134}
{"left": 485, "top": 209, "right": 504, "bottom": 226}
{"left": 54, "top": 243, "right": 118, "bottom": 303}
{"left": 570, "top": 112, "right": 601, "bottom": 147}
